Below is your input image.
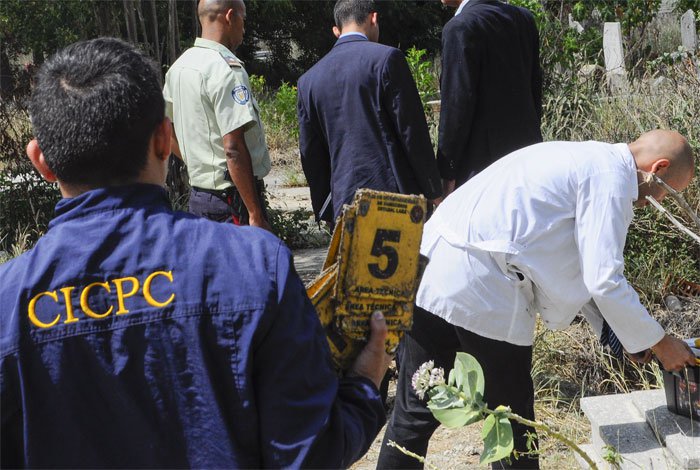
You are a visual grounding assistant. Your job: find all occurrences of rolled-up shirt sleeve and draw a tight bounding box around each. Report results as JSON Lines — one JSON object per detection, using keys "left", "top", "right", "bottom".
{"left": 575, "top": 172, "right": 665, "bottom": 353}
{"left": 253, "top": 241, "right": 385, "bottom": 468}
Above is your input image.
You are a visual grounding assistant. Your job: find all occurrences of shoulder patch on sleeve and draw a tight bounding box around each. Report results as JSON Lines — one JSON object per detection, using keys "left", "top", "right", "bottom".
{"left": 232, "top": 85, "right": 250, "bottom": 104}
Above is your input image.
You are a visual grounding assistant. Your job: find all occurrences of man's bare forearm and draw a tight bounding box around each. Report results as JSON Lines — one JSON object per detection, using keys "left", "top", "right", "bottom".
{"left": 223, "top": 129, "right": 270, "bottom": 229}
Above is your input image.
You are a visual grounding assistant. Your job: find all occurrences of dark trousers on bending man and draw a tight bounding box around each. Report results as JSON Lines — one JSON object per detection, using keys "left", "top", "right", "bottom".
{"left": 377, "top": 306, "right": 539, "bottom": 469}
{"left": 189, "top": 179, "right": 267, "bottom": 225}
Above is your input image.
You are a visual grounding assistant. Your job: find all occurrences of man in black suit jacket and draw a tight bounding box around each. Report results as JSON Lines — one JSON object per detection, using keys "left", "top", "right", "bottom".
{"left": 297, "top": 0, "right": 442, "bottom": 225}
{"left": 439, "top": 0, "right": 543, "bottom": 196}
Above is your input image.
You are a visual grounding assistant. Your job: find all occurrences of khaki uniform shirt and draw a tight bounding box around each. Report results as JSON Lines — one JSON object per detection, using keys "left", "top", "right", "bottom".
{"left": 163, "top": 38, "right": 271, "bottom": 191}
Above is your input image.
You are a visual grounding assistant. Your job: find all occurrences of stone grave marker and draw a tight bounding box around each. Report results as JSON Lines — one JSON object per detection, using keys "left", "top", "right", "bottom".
{"left": 681, "top": 9, "right": 697, "bottom": 51}
{"left": 603, "top": 22, "right": 628, "bottom": 93}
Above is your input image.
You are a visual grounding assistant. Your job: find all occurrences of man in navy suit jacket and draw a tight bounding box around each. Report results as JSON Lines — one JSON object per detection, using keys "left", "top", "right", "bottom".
{"left": 439, "top": 0, "right": 543, "bottom": 196}
{"left": 297, "top": 0, "right": 443, "bottom": 225}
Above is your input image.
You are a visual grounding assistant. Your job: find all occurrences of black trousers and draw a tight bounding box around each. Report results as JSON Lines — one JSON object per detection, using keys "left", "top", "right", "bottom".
{"left": 189, "top": 180, "right": 267, "bottom": 225}
{"left": 376, "top": 307, "right": 539, "bottom": 469}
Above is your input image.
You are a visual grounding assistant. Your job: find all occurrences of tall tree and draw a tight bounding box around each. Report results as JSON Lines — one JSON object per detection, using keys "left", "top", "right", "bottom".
{"left": 149, "top": 0, "right": 161, "bottom": 63}
{"left": 167, "top": 0, "right": 179, "bottom": 64}
{"left": 122, "top": 0, "right": 136, "bottom": 43}
{"left": 135, "top": 0, "right": 150, "bottom": 52}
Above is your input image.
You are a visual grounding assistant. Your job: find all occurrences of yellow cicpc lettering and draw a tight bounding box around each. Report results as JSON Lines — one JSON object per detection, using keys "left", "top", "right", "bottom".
{"left": 80, "top": 282, "right": 114, "bottom": 319}
{"left": 59, "top": 286, "right": 79, "bottom": 324}
{"left": 112, "top": 276, "right": 140, "bottom": 315}
{"left": 28, "top": 290, "right": 61, "bottom": 329}
{"left": 143, "top": 270, "right": 175, "bottom": 307}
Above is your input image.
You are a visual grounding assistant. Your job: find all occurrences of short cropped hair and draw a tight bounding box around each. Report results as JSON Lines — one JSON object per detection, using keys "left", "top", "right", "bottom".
{"left": 333, "top": 0, "right": 376, "bottom": 29}
{"left": 29, "top": 38, "right": 164, "bottom": 186}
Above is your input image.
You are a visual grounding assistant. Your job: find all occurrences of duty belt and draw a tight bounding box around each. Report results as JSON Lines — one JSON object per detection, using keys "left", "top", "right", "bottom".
{"left": 191, "top": 178, "right": 265, "bottom": 198}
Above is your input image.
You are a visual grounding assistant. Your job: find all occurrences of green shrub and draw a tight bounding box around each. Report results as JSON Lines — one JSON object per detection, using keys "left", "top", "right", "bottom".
{"left": 405, "top": 46, "right": 439, "bottom": 111}
{"left": 0, "top": 98, "right": 61, "bottom": 255}
{"left": 0, "top": 169, "right": 60, "bottom": 255}
{"left": 272, "top": 82, "right": 298, "bottom": 139}
{"left": 251, "top": 75, "right": 299, "bottom": 151}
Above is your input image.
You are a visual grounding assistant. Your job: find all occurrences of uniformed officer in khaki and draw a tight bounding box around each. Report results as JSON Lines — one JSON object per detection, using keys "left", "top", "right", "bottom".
{"left": 163, "top": 0, "right": 272, "bottom": 230}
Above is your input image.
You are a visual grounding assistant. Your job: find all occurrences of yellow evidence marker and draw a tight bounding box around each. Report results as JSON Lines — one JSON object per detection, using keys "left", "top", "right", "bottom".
{"left": 306, "top": 189, "right": 428, "bottom": 373}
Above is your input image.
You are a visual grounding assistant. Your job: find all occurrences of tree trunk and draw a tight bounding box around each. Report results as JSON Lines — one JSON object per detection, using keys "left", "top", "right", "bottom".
{"left": 128, "top": 0, "right": 138, "bottom": 42}
{"left": 135, "top": 0, "right": 150, "bottom": 53}
{"left": 149, "top": 0, "right": 161, "bottom": 64}
{"left": 0, "top": 45, "right": 12, "bottom": 100}
{"left": 192, "top": 0, "right": 200, "bottom": 38}
{"left": 167, "top": 0, "right": 178, "bottom": 64}
{"left": 94, "top": 1, "right": 119, "bottom": 37}
{"left": 122, "top": 0, "right": 137, "bottom": 43}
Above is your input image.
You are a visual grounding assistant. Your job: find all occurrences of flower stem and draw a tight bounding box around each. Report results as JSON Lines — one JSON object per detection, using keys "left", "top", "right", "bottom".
{"left": 483, "top": 408, "right": 599, "bottom": 470}
{"left": 387, "top": 440, "right": 440, "bottom": 470}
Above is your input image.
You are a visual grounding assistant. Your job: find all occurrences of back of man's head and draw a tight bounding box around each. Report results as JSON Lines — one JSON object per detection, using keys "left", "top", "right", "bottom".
{"left": 333, "top": 0, "right": 376, "bottom": 30}
{"left": 631, "top": 130, "right": 695, "bottom": 184}
{"left": 29, "top": 37, "right": 164, "bottom": 187}
{"left": 198, "top": 0, "right": 239, "bottom": 23}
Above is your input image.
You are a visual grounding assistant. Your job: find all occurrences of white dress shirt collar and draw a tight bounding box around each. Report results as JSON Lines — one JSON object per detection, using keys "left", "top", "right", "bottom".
{"left": 339, "top": 32, "right": 368, "bottom": 40}
{"left": 455, "top": 0, "right": 471, "bottom": 16}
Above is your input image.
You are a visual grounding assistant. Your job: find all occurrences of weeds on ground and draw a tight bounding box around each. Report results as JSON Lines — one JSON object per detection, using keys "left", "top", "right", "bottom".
{"left": 268, "top": 207, "right": 328, "bottom": 250}
{"left": 282, "top": 169, "right": 307, "bottom": 188}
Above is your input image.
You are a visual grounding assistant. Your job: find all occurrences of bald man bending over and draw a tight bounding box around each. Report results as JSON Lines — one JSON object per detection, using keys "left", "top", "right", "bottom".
{"left": 378, "top": 130, "right": 696, "bottom": 469}
{"left": 164, "top": 0, "right": 272, "bottom": 229}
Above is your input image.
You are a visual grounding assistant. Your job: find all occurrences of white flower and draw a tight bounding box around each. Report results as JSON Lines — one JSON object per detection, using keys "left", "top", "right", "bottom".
{"left": 429, "top": 367, "right": 445, "bottom": 387}
{"left": 412, "top": 361, "right": 445, "bottom": 400}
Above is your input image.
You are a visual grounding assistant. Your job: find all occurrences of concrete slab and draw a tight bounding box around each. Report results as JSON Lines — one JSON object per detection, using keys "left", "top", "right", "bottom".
{"left": 631, "top": 390, "right": 700, "bottom": 469}
{"left": 574, "top": 443, "right": 609, "bottom": 469}
{"left": 581, "top": 393, "right": 676, "bottom": 469}
{"left": 293, "top": 247, "right": 328, "bottom": 284}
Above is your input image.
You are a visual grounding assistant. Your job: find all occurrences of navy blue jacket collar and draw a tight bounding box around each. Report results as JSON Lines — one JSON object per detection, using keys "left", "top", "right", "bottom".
{"left": 50, "top": 184, "right": 170, "bottom": 229}
{"left": 461, "top": 0, "right": 500, "bottom": 12}
{"left": 333, "top": 35, "right": 369, "bottom": 48}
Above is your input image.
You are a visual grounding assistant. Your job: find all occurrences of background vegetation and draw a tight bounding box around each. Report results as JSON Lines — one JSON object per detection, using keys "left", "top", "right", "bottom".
{"left": 1, "top": 1, "right": 699, "bottom": 465}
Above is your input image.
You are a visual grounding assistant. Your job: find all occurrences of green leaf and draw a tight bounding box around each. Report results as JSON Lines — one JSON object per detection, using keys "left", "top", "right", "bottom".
{"left": 479, "top": 414, "right": 514, "bottom": 465}
{"left": 428, "top": 406, "right": 482, "bottom": 429}
{"left": 428, "top": 384, "right": 465, "bottom": 407}
{"left": 452, "top": 352, "right": 485, "bottom": 400}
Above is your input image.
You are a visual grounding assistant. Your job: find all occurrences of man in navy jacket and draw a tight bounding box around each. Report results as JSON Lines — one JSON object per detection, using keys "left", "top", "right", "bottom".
{"left": 438, "top": 0, "right": 543, "bottom": 195}
{"left": 297, "top": 0, "right": 443, "bottom": 225}
{"left": 0, "top": 37, "right": 391, "bottom": 469}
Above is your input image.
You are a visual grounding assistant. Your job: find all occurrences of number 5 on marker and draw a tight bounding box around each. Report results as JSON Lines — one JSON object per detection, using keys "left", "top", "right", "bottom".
{"left": 368, "top": 229, "right": 401, "bottom": 279}
{"left": 344, "top": 192, "right": 425, "bottom": 302}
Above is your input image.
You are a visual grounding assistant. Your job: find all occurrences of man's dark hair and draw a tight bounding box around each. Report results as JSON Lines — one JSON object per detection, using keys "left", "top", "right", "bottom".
{"left": 29, "top": 37, "right": 164, "bottom": 186}
{"left": 333, "top": 0, "right": 376, "bottom": 29}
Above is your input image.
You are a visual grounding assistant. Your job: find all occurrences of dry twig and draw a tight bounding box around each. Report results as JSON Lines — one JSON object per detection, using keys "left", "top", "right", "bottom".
{"left": 651, "top": 173, "right": 700, "bottom": 233}
{"left": 645, "top": 196, "right": 700, "bottom": 245}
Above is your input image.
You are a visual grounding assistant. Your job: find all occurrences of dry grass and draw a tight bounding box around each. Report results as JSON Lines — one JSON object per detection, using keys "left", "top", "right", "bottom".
{"left": 544, "top": 61, "right": 700, "bottom": 145}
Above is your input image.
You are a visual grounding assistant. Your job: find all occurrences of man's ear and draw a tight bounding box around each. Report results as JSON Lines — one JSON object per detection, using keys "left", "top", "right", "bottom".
{"left": 152, "top": 118, "right": 172, "bottom": 163}
{"left": 332, "top": 26, "right": 341, "bottom": 38}
{"left": 26, "top": 139, "right": 58, "bottom": 183}
{"left": 370, "top": 11, "right": 378, "bottom": 26}
{"left": 224, "top": 8, "right": 234, "bottom": 23}
{"left": 650, "top": 158, "right": 670, "bottom": 175}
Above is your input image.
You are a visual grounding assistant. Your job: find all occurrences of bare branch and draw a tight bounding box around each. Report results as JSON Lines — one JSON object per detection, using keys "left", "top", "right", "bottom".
{"left": 646, "top": 196, "right": 700, "bottom": 245}
{"left": 651, "top": 173, "right": 700, "bottom": 233}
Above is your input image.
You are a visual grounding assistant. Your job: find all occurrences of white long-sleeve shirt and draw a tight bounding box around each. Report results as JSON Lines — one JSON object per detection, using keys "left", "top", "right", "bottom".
{"left": 417, "top": 141, "right": 665, "bottom": 352}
